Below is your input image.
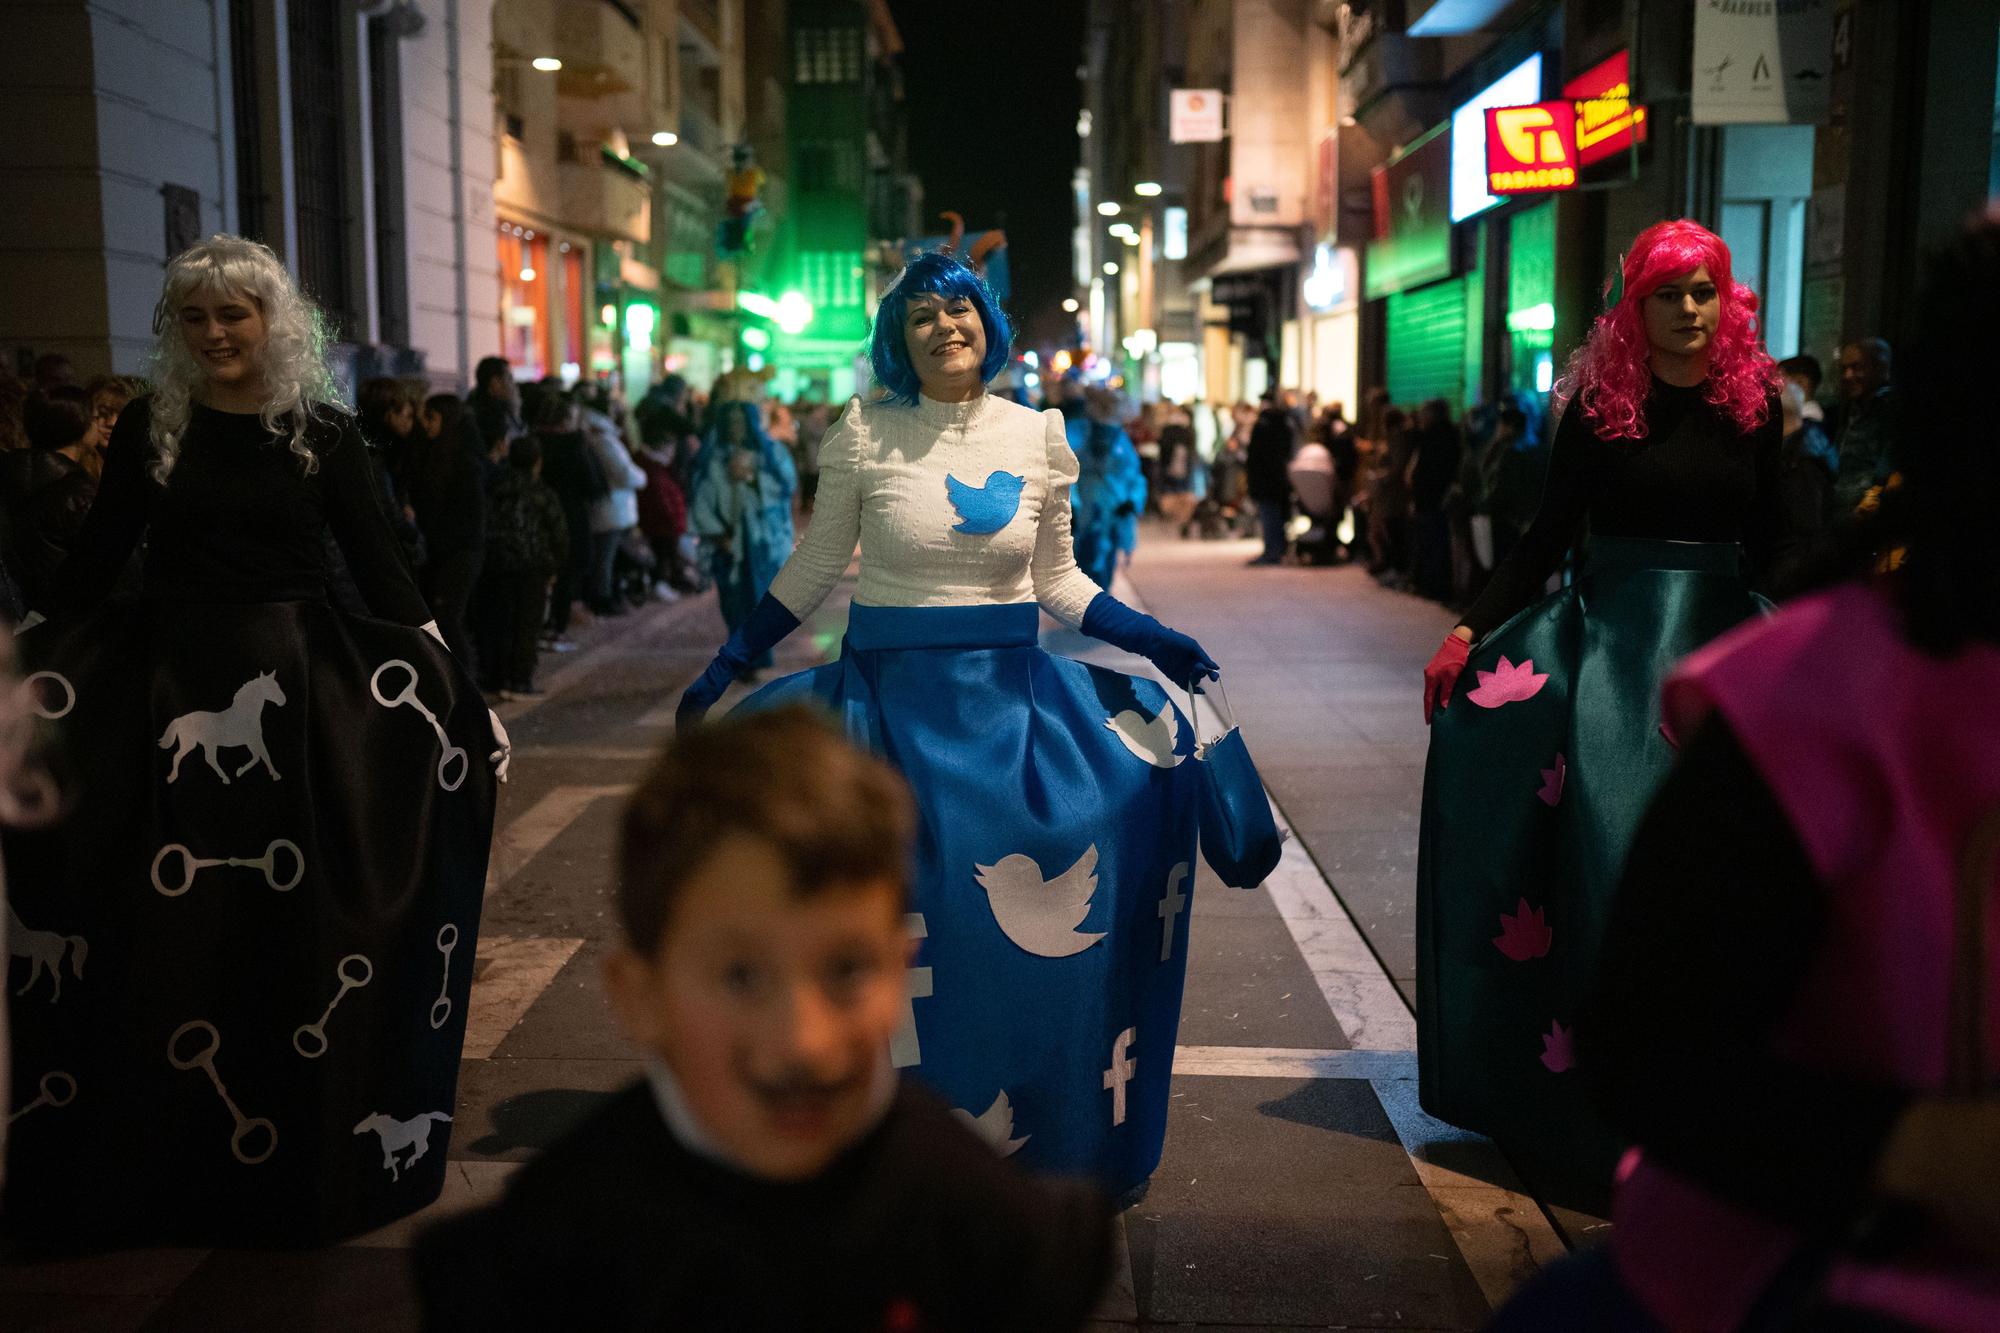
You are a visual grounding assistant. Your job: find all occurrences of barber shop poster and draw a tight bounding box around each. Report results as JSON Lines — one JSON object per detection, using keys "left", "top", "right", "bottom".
{"left": 1692, "top": 0, "right": 1834, "bottom": 125}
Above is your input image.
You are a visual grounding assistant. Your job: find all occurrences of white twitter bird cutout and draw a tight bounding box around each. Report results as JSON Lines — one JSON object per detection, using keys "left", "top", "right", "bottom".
{"left": 1104, "top": 696, "right": 1184, "bottom": 768}
{"left": 975, "top": 845, "right": 1106, "bottom": 957}
{"left": 954, "top": 1090, "right": 1030, "bottom": 1157}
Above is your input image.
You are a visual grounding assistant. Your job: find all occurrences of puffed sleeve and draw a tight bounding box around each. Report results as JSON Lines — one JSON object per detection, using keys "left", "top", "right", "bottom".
{"left": 1031, "top": 409, "right": 1107, "bottom": 628}
{"left": 766, "top": 396, "right": 865, "bottom": 619}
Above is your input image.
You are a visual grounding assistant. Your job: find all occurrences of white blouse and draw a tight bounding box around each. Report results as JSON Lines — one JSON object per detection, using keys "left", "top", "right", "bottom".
{"left": 766, "top": 391, "right": 1105, "bottom": 628}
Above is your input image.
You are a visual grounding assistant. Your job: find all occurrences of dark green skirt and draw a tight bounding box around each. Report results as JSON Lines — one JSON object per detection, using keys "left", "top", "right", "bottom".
{"left": 1416, "top": 537, "right": 1766, "bottom": 1176}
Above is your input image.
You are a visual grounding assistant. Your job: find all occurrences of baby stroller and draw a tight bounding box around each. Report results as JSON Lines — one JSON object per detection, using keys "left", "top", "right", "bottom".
{"left": 1286, "top": 442, "right": 1347, "bottom": 565}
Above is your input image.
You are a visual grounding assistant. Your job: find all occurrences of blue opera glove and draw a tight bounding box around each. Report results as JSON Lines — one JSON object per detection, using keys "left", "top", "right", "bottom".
{"left": 675, "top": 593, "right": 801, "bottom": 732}
{"left": 1080, "top": 591, "right": 1220, "bottom": 691}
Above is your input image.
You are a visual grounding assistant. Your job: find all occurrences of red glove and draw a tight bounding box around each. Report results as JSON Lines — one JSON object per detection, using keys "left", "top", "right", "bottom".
{"left": 1423, "top": 632, "right": 1472, "bottom": 725}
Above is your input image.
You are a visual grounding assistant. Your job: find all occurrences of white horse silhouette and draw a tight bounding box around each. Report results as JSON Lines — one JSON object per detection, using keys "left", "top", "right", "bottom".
{"left": 6, "top": 900, "right": 86, "bottom": 1002}
{"left": 159, "top": 671, "right": 286, "bottom": 784}
{"left": 354, "top": 1111, "right": 453, "bottom": 1180}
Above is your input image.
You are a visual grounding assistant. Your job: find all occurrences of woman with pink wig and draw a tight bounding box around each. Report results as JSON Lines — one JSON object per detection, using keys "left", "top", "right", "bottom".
{"left": 1414, "top": 220, "right": 1822, "bottom": 1192}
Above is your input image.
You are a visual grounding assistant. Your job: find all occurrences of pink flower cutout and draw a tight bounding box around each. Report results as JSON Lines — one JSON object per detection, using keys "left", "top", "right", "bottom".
{"left": 1536, "top": 752, "right": 1566, "bottom": 806}
{"left": 1493, "top": 898, "right": 1552, "bottom": 961}
{"left": 1465, "top": 656, "right": 1549, "bottom": 709}
{"left": 1540, "top": 1020, "right": 1575, "bottom": 1073}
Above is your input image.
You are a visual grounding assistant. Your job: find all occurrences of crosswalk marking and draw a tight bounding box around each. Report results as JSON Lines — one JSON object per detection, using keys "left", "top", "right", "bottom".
{"left": 463, "top": 935, "right": 586, "bottom": 1059}
{"left": 1172, "top": 1045, "right": 1413, "bottom": 1080}
{"left": 484, "top": 784, "right": 630, "bottom": 896}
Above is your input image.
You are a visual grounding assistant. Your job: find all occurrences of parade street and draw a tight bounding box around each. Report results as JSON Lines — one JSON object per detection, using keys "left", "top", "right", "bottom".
{"left": 7, "top": 531, "right": 1588, "bottom": 1332}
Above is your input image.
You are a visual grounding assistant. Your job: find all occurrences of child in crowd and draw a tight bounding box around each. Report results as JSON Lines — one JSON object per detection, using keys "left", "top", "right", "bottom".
{"left": 478, "top": 435, "right": 568, "bottom": 700}
{"left": 414, "top": 706, "right": 1114, "bottom": 1331}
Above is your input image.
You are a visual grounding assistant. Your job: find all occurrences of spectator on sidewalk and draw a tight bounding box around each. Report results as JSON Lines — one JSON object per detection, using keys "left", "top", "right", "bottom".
{"left": 1245, "top": 392, "right": 1297, "bottom": 566}
{"left": 0, "top": 387, "right": 98, "bottom": 609}
{"left": 690, "top": 401, "right": 795, "bottom": 678}
{"left": 1832, "top": 337, "right": 1896, "bottom": 515}
{"left": 634, "top": 430, "right": 690, "bottom": 601}
{"left": 477, "top": 436, "right": 568, "bottom": 700}
{"left": 412, "top": 706, "right": 1113, "bottom": 1331}
{"left": 409, "top": 390, "right": 490, "bottom": 674}
{"left": 532, "top": 392, "right": 606, "bottom": 650}
{"left": 356, "top": 376, "right": 427, "bottom": 576}
{"left": 1779, "top": 379, "right": 1836, "bottom": 538}
{"left": 1778, "top": 354, "right": 1825, "bottom": 424}
{"left": 30, "top": 353, "right": 75, "bottom": 395}
{"left": 1409, "top": 398, "right": 1461, "bottom": 601}
{"left": 83, "top": 375, "right": 147, "bottom": 483}
{"left": 0, "top": 371, "right": 28, "bottom": 453}
{"left": 467, "top": 355, "right": 524, "bottom": 457}
{"left": 580, "top": 393, "right": 648, "bottom": 616}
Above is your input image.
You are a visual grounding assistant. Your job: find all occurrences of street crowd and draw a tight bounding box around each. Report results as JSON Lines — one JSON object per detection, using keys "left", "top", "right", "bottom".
{"left": 0, "top": 209, "right": 1992, "bottom": 1333}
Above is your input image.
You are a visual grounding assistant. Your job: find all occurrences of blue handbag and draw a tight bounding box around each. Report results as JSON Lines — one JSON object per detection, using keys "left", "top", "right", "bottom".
{"left": 1185, "top": 681, "right": 1284, "bottom": 888}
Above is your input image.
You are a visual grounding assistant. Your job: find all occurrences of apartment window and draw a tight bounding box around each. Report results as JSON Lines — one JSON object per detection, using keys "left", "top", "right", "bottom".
{"left": 289, "top": 0, "right": 356, "bottom": 337}
{"left": 793, "top": 27, "right": 863, "bottom": 84}
{"left": 799, "top": 250, "right": 863, "bottom": 310}
{"left": 228, "top": 0, "right": 263, "bottom": 242}
{"left": 368, "top": 15, "right": 409, "bottom": 349}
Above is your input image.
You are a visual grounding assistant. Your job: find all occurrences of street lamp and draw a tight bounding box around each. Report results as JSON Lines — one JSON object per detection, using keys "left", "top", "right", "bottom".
{"left": 1096, "top": 201, "right": 1120, "bottom": 217}
{"left": 776, "top": 290, "right": 814, "bottom": 335}
{"left": 1107, "top": 222, "right": 1134, "bottom": 238}
{"left": 1062, "top": 298, "right": 1080, "bottom": 313}
{"left": 531, "top": 56, "right": 562, "bottom": 71}
{"left": 651, "top": 130, "right": 678, "bottom": 147}
{"left": 1103, "top": 261, "right": 1119, "bottom": 275}
{"left": 1120, "top": 233, "right": 1139, "bottom": 247}
{"left": 1133, "top": 181, "right": 1162, "bottom": 197}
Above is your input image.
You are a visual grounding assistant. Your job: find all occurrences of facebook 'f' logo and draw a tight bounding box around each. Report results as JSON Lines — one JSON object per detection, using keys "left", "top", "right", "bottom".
{"left": 1103, "top": 1026, "right": 1137, "bottom": 1126}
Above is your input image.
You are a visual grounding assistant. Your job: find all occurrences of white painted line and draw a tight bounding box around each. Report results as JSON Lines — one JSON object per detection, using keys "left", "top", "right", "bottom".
{"left": 636, "top": 700, "right": 676, "bottom": 728}
{"left": 1172, "top": 1045, "right": 1414, "bottom": 1080}
{"left": 1259, "top": 821, "right": 1419, "bottom": 1051}
{"left": 462, "top": 934, "right": 587, "bottom": 1059}
{"left": 1093, "top": 1211, "right": 1138, "bottom": 1321}
{"left": 485, "top": 784, "right": 630, "bottom": 896}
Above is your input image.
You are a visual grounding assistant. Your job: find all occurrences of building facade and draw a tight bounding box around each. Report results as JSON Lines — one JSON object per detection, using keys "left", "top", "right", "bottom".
{"left": 0, "top": 0, "right": 498, "bottom": 394}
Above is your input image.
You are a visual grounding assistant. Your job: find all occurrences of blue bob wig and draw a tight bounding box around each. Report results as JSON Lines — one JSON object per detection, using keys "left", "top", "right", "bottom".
{"left": 868, "top": 253, "right": 1014, "bottom": 405}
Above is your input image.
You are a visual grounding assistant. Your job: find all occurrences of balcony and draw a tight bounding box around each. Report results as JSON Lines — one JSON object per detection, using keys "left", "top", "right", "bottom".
{"left": 554, "top": 0, "right": 645, "bottom": 102}
{"left": 558, "top": 156, "right": 651, "bottom": 244}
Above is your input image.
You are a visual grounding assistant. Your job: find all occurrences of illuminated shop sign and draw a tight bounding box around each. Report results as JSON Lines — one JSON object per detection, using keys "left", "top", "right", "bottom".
{"left": 1562, "top": 50, "right": 1648, "bottom": 166}
{"left": 1484, "top": 102, "right": 1579, "bottom": 194}
{"left": 1449, "top": 53, "right": 1544, "bottom": 222}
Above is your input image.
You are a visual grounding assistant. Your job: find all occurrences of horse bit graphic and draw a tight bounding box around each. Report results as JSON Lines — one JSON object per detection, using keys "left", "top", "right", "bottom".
{"left": 371, "top": 659, "right": 468, "bottom": 791}
{"left": 430, "top": 923, "right": 459, "bottom": 1030}
{"left": 168, "top": 1020, "right": 277, "bottom": 1165}
{"left": 23, "top": 670, "right": 74, "bottom": 720}
{"left": 8, "top": 1070, "right": 76, "bottom": 1125}
{"left": 151, "top": 838, "right": 304, "bottom": 898}
{"left": 293, "top": 954, "right": 373, "bottom": 1058}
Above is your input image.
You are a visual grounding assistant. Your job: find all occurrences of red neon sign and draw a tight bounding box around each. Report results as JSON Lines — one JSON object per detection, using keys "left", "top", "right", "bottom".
{"left": 1563, "top": 50, "right": 1648, "bottom": 167}
{"left": 1484, "top": 102, "right": 1579, "bottom": 195}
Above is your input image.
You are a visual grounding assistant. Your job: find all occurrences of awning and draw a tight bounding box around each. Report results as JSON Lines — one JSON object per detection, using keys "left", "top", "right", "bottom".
{"left": 1205, "top": 226, "right": 1303, "bottom": 277}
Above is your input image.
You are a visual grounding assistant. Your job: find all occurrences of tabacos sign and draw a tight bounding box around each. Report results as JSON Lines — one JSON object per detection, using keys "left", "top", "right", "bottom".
{"left": 1485, "top": 102, "right": 1579, "bottom": 194}
{"left": 1483, "top": 49, "right": 1650, "bottom": 196}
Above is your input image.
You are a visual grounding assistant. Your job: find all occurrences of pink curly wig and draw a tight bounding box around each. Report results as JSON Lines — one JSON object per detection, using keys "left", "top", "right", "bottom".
{"left": 1555, "top": 219, "right": 1780, "bottom": 441}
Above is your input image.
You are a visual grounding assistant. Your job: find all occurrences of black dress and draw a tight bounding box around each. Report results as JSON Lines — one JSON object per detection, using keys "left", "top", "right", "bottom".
{"left": 1417, "top": 380, "right": 1816, "bottom": 1184}
{"left": 2, "top": 397, "right": 497, "bottom": 1249}
{"left": 412, "top": 1081, "right": 1114, "bottom": 1333}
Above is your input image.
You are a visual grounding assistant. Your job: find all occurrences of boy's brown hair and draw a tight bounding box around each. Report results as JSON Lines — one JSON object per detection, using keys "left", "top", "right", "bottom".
{"left": 618, "top": 705, "right": 916, "bottom": 955}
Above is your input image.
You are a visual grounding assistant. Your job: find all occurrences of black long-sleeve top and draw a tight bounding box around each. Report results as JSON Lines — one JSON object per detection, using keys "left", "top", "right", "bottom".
{"left": 1582, "top": 716, "right": 1909, "bottom": 1226}
{"left": 53, "top": 396, "right": 432, "bottom": 624}
{"left": 1460, "top": 380, "right": 1815, "bottom": 637}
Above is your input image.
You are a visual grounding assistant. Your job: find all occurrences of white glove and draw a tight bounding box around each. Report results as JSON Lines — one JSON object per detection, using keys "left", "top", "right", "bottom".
{"left": 487, "top": 707, "right": 511, "bottom": 783}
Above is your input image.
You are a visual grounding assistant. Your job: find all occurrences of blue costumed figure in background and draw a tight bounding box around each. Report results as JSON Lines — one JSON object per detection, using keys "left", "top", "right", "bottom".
{"left": 1067, "top": 387, "right": 1147, "bottom": 591}
{"left": 676, "top": 254, "right": 1281, "bottom": 1199}
{"left": 689, "top": 401, "right": 795, "bottom": 674}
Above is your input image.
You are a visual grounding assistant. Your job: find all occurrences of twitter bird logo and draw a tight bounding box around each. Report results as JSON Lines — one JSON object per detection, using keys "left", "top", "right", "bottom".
{"left": 945, "top": 471, "right": 1025, "bottom": 534}
{"left": 975, "top": 845, "right": 1106, "bottom": 957}
{"left": 1105, "top": 697, "right": 1185, "bottom": 769}
{"left": 953, "top": 1090, "right": 1030, "bottom": 1157}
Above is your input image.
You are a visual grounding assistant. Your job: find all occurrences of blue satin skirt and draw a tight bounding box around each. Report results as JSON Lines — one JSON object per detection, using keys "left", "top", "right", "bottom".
{"left": 744, "top": 602, "right": 1201, "bottom": 1195}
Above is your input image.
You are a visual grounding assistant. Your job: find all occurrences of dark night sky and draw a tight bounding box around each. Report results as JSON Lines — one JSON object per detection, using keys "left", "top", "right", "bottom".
{"left": 884, "top": 2, "right": 1085, "bottom": 347}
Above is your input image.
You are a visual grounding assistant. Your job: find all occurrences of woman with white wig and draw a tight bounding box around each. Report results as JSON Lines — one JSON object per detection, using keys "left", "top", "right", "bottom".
{"left": 2, "top": 235, "right": 505, "bottom": 1249}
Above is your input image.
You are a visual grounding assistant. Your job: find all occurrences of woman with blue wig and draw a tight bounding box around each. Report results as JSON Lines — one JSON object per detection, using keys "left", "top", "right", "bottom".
{"left": 677, "top": 253, "right": 1275, "bottom": 1199}
{"left": 1068, "top": 386, "right": 1147, "bottom": 591}
{"left": 689, "top": 400, "right": 796, "bottom": 675}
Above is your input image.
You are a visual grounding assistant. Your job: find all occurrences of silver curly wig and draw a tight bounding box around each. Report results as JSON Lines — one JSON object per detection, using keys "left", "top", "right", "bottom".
{"left": 146, "top": 234, "right": 347, "bottom": 482}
